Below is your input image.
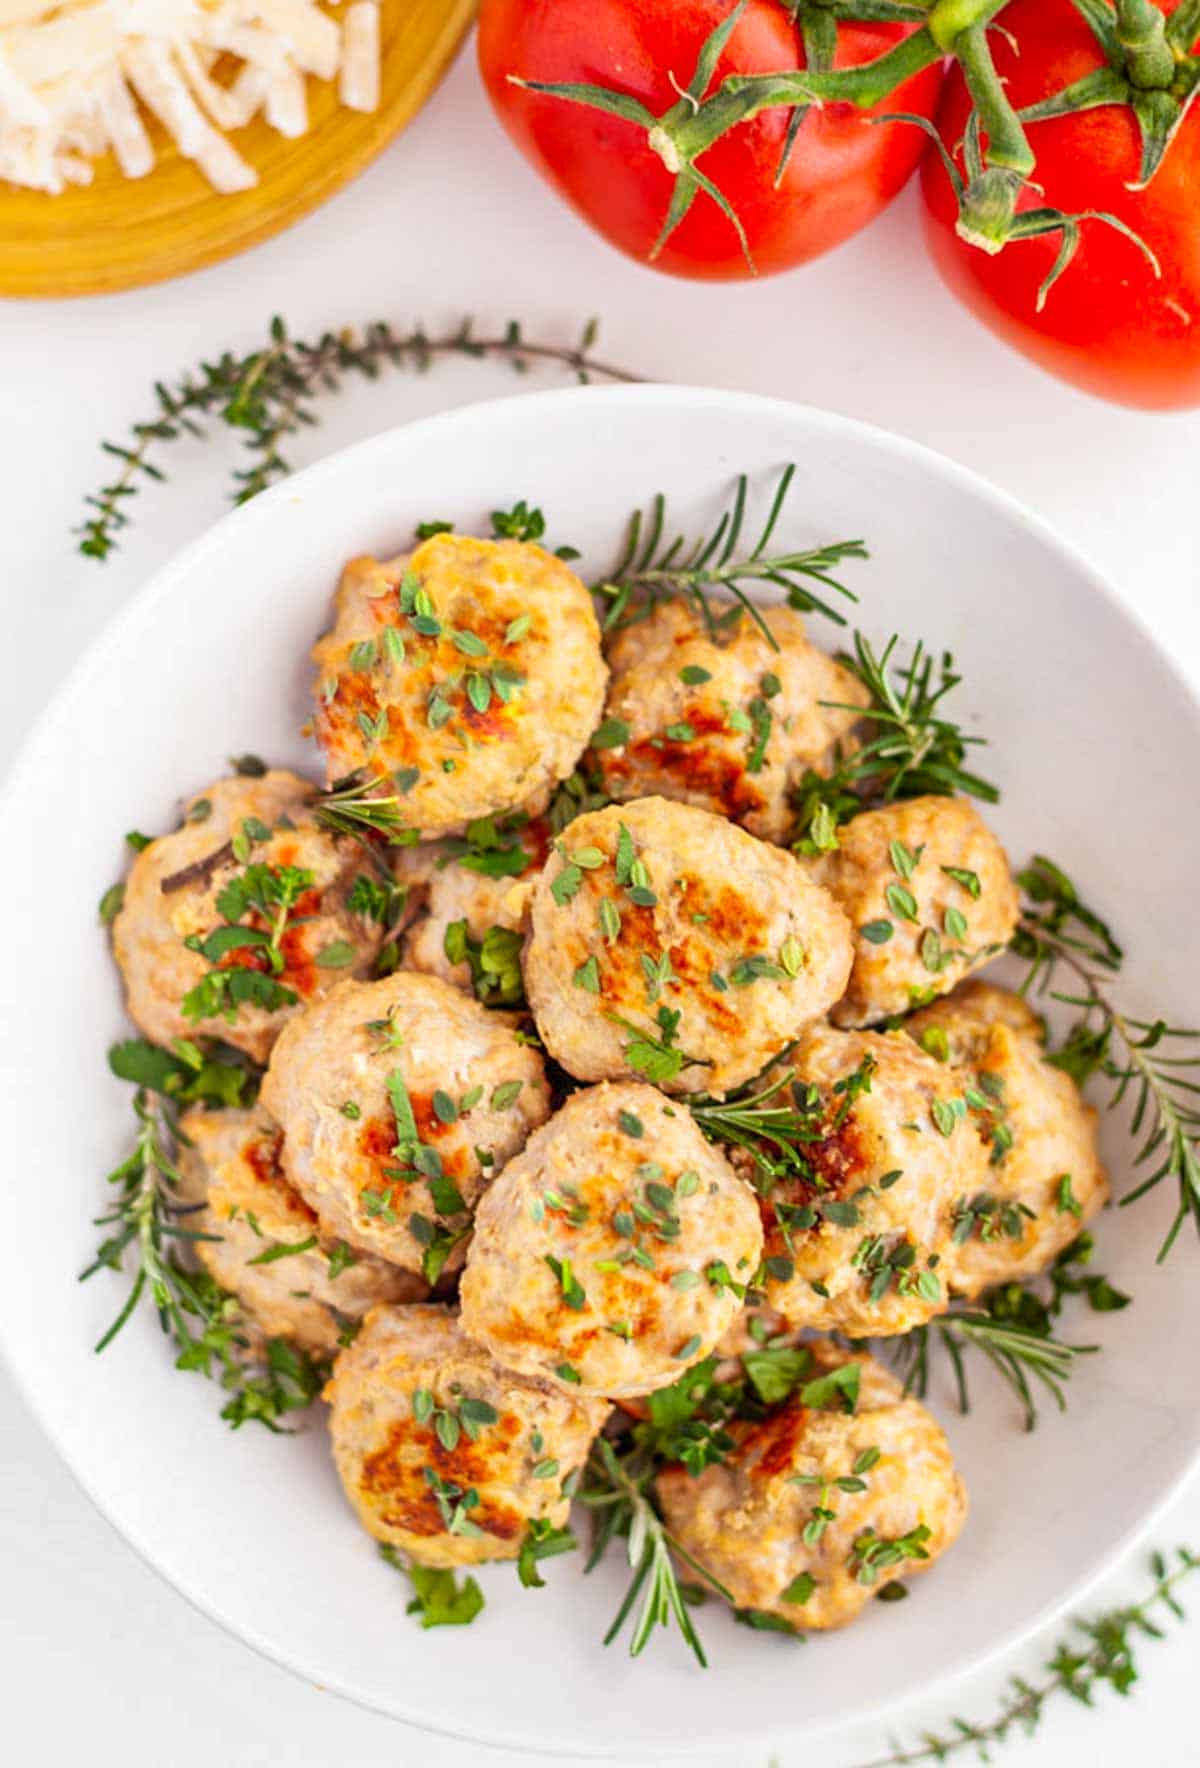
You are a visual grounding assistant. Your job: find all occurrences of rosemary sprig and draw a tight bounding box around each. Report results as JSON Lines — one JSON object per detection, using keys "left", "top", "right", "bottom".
{"left": 1013, "top": 857, "right": 1200, "bottom": 1260}
{"left": 889, "top": 1233, "right": 1122, "bottom": 1432}
{"left": 688, "top": 1056, "right": 821, "bottom": 1182}
{"left": 834, "top": 634, "right": 999, "bottom": 802}
{"left": 852, "top": 1546, "right": 1199, "bottom": 1768}
{"left": 581, "top": 1434, "right": 730, "bottom": 1667}
{"left": 82, "top": 1085, "right": 325, "bottom": 1430}
{"left": 793, "top": 634, "right": 998, "bottom": 851}
{"left": 78, "top": 316, "right": 639, "bottom": 561}
{"left": 597, "top": 463, "right": 867, "bottom": 643}
{"left": 311, "top": 769, "right": 423, "bottom": 848}
{"left": 893, "top": 1311, "right": 1089, "bottom": 1435}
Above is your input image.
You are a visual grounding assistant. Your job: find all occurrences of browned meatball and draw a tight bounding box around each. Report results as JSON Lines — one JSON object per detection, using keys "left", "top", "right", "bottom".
{"left": 904, "top": 982, "right": 1109, "bottom": 1294}
{"left": 310, "top": 537, "right": 607, "bottom": 837}
{"left": 756, "top": 1024, "right": 991, "bottom": 1338}
{"left": 326, "top": 1304, "right": 609, "bottom": 1568}
{"left": 806, "top": 796, "right": 1020, "bottom": 1027}
{"left": 177, "top": 1105, "right": 424, "bottom": 1356}
{"left": 112, "top": 771, "right": 390, "bottom": 1064}
{"left": 595, "top": 598, "right": 868, "bottom": 841}
{"left": 523, "top": 797, "right": 853, "bottom": 1097}
{"left": 459, "top": 1083, "right": 763, "bottom": 1398}
{"left": 657, "top": 1343, "right": 967, "bottom": 1631}
{"left": 260, "top": 972, "right": 550, "bottom": 1280}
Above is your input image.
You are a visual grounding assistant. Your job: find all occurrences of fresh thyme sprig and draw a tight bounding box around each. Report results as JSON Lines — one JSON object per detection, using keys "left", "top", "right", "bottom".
{"left": 596, "top": 464, "right": 867, "bottom": 644}
{"left": 793, "top": 634, "right": 998, "bottom": 851}
{"left": 78, "top": 316, "right": 640, "bottom": 561}
{"left": 82, "top": 1087, "right": 209, "bottom": 1352}
{"left": 581, "top": 1434, "right": 730, "bottom": 1667}
{"left": 83, "top": 1083, "right": 325, "bottom": 1429}
{"left": 851, "top": 1546, "right": 1200, "bottom": 1768}
{"left": 1013, "top": 857, "right": 1200, "bottom": 1260}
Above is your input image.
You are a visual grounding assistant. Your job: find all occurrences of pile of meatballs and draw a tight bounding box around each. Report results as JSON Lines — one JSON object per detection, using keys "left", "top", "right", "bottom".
{"left": 110, "top": 530, "right": 1108, "bottom": 1640}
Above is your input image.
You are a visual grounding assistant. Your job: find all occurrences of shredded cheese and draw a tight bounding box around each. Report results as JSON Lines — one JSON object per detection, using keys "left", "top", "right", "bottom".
{"left": 0, "top": 0, "right": 381, "bottom": 194}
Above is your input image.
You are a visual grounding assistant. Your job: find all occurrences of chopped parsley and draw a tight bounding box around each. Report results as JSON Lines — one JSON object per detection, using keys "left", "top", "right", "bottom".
{"left": 590, "top": 717, "right": 631, "bottom": 750}
{"left": 517, "top": 1519, "right": 576, "bottom": 1588}
{"left": 573, "top": 955, "right": 601, "bottom": 993}
{"left": 444, "top": 920, "right": 525, "bottom": 1007}
{"left": 379, "top": 1555, "right": 484, "bottom": 1619}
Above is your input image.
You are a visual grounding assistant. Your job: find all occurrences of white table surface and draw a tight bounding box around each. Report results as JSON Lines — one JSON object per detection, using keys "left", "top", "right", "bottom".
{"left": 3, "top": 34, "right": 1199, "bottom": 1768}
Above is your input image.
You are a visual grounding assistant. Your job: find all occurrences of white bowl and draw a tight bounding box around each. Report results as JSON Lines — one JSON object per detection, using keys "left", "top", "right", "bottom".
{"left": 2, "top": 386, "right": 1198, "bottom": 1760}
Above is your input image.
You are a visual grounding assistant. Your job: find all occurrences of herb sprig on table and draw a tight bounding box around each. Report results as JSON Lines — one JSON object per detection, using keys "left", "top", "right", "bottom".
{"left": 77, "top": 316, "right": 640, "bottom": 561}
{"left": 850, "top": 1546, "right": 1199, "bottom": 1768}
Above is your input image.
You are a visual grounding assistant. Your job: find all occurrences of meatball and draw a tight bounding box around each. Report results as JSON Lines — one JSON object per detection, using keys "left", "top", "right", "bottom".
{"left": 177, "top": 1106, "right": 424, "bottom": 1356}
{"left": 596, "top": 598, "right": 868, "bottom": 842}
{"left": 458, "top": 1083, "right": 763, "bottom": 1398}
{"left": 310, "top": 536, "right": 607, "bottom": 837}
{"left": 112, "top": 770, "right": 390, "bottom": 1065}
{"left": 522, "top": 797, "right": 853, "bottom": 1097}
{"left": 806, "top": 796, "right": 1020, "bottom": 1028}
{"left": 395, "top": 812, "right": 550, "bottom": 999}
{"left": 757, "top": 1024, "right": 991, "bottom": 1337}
{"left": 260, "top": 971, "right": 550, "bottom": 1280}
{"left": 326, "top": 1303, "right": 609, "bottom": 1569}
{"left": 656, "top": 1343, "right": 967, "bottom": 1631}
{"left": 904, "top": 981, "right": 1109, "bottom": 1294}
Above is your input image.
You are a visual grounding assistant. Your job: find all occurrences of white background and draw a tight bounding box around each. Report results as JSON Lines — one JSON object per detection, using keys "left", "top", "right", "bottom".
{"left": 3, "top": 32, "right": 1199, "bottom": 1768}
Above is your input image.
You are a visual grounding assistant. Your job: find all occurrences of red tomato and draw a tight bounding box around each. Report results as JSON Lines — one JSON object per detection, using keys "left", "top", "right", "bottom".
{"left": 921, "top": 0, "right": 1200, "bottom": 409}
{"left": 478, "top": 0, "right": 944, "bottom": 281}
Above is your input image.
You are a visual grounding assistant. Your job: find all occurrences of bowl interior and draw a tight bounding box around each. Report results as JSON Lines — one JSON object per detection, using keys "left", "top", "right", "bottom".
{"left": 2, "top": 385, "right": 1197, "bottom": 1757}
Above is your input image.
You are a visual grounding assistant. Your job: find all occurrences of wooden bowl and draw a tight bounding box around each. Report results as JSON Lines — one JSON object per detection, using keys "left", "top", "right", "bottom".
{"left": 0, "top": 0, "right": 476, "bottom": 299}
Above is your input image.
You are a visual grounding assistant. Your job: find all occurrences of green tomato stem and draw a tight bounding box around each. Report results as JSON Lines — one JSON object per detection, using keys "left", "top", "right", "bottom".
{"left": 955, "top": 166, "right": 1025, "bottom": 254}
{"left": 1114, "top": 0, "right": 1177, "bottom": 90}
{"left": 926, "top": 0, "right": 1005, "bottom": 51}
{"left": 955, "top": 22, "right": 1036, "bottom": 175}
{"left": 699, "top": 25, "right": 943, "bottom": 125}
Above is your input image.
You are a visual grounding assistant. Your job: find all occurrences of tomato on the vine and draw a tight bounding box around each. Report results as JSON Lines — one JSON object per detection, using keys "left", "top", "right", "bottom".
{"left": 478, "top": 0, "right": 944, "bottom": 282}
{"left": 921, "top": 0, "right": 1200, "bottom": 410}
